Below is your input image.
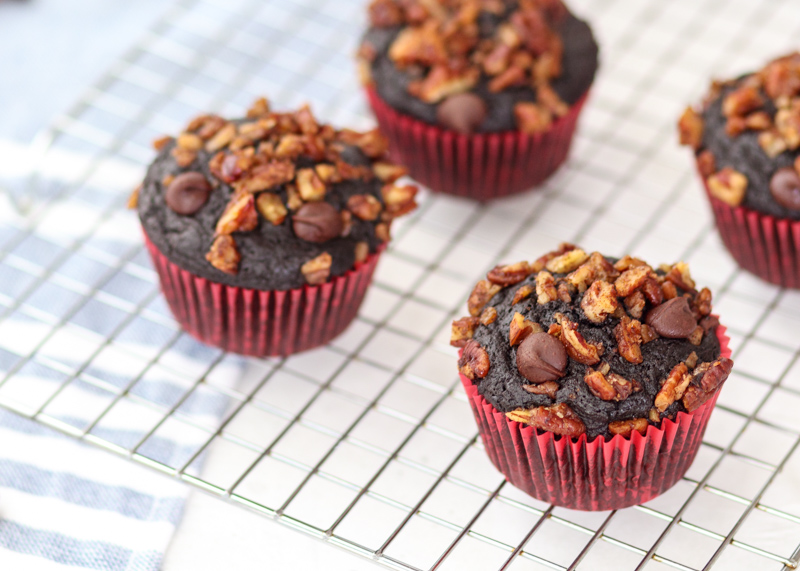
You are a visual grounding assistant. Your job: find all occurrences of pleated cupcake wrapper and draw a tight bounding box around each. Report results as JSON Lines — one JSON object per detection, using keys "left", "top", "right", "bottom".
{"left": 704, "top": 181, "right": 800, "bottom": 288}
{"left": 366, "top": 87, "right": 588, "bottom": 200}
{"left": 144, "top": 232, "right": 383, "bottom": 357}
{"left": 461, "top": 324, "right": 731, "bottom": 511}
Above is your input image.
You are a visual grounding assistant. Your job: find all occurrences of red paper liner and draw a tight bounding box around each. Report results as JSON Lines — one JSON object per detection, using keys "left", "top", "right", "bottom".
{"left": 460, "top": 324, "right": 731, "bottom": 511}
{"left": 366, "top": 87, "right": 588, "bottom": 200}
{"left": 143, "top": 232, "right": 383, "bottom": 357}
{"left": 704, "top": 183, "right": 800, "bottom": 288}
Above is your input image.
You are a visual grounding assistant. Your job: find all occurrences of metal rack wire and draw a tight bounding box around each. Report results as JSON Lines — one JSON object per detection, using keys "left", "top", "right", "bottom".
{"left": 2, "top": 0, "right": 800, "bottom": 569}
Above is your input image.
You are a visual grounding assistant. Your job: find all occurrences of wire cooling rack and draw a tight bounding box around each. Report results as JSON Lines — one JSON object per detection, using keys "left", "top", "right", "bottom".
{"left": 3, "top": 0, "right": 800, "bottom": 569}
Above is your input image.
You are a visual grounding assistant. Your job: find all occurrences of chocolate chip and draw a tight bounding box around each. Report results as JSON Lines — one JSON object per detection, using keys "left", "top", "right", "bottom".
{"left": 770, "top": 167, "right": 800, "bottom": 210}
{"left": 165, "top": 172, "right": 212, "bottom": 215}
{"left": 516, "top": 332, "right": 567, "bottom": 384}
{"left": 645, "top": 297, "right": 697, "bottom": 338}
{"left": 436, "top": 93, "right": 487, "bottom": 134}
{"left": 292, "top": 202, "right": 343, "bottom": 243}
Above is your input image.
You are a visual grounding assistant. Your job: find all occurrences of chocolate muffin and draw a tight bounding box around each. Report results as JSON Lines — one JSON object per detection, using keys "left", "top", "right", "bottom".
{"left": 679, "top": 52, "right": 800, "bottom": 287}
{"left": 358, "top": 0, "right": 599, "bottom": 198}
{"left": 133, "top": 98, "right": 418, "bottom": 356}
{"left": 453, "top": 245, "right": 732, "bottom": 510}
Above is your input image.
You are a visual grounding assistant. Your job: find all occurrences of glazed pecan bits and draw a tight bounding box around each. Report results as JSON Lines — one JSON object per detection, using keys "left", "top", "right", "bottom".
{"left": 206, "top": 235, "right": 240, "bottom": 274}
{"left": 522, "top": 381, "right": 559, "bottom": 399}
{"left": 535, "top": 271, "right": 558, "bottom": 304}
{"left": 487, "top": 261, "right": 532, "bottom": 286}
{"left": 256, "top": 192, "right": 288, "bottom": 226}
{"left": 556, "top": 314, "right": 602, "bottom": 365}
{"left": 347, "top": 194, "right": 382, "bottom": 220}
{"left": 296, "top": 168, "right": 327, "bottom": 202}
{"left": 608, "top": 418, "right": 648, "bottom": 438}
{"left": 584, "top": 367, "right": 636, "bottom": 401}
{"left": 459, "top": 339, "right": 491, "bottom": 380}
{"left": 682, "top": 358, "right": 734, "bottom": 411}
{"left": 450, "top": 316, "right": 480, "bottom": 348}
{"left": 545, "top": 248, "right": 588, "bottom": 273}
{"left": 479, "top": 306, "right": 498, "bottom": 325}
{"left": 512, "top": 284, "right": 534, "bottom": 305}
{"left": 581, "top": 280, "right": 619, "bottom": 324}
{"left": 655, "top": 363, "right": 692, "bottom": 413}
{"left": 372, "top": 0, "right": 568, "bottom": 132}
{"left": 509, "top": 312, "right": 541, "bottom": 346}
{"left": 506, "top": 403, "right": 586, "bottom": 438}
{"left": 215, "top": 192, "right": 258, "bottom": 236}
{"left": 301, "top": 252, "right": 333, "bottom": 285}
{"left": 614, "top": 316, "right": 643, "bottom": 364}
{"left": 678, "top": 107, "right": 704, "bottom": 150}
{"left": 707, "top": 167, "right": 748, "bottom": 207}
{"left": 467, "top": 280, "right": 502, "bottom": 316}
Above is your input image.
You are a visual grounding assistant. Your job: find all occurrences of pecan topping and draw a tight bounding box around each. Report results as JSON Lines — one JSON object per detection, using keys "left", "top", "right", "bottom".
{"left": 171, "top": 147, "right": 197, "bottom": 168}
{"left": 655, "top": 362, "right": 692, "bottom": 413}
{"left": 375, "top": 222, "right": 391, "bottom": 242}
{"left": 707, "top": 167, "right": 747, "bottom": 207}
{"left": 256, "top": 192, "right": 287, "bottom": 225}
{"left": 382, "top": 184, "right": 417, "bottom": 218}
{"left": 545, "top": 248, "right": 589, "bottom": 274}
{"left": 373, "top": 162, "right": 409, "bottom": 183}
{"left": 347, "top": 194, "right": 383, "bottom": 221}
{"left": 205, "top": 122, "right": 237, "bottom": 153}
{"left": 615, "top": 316, "right": 643, "bottom": 364}
{"left": 584, "top": 368, "right": 635, "bottom": 401}
{"left": 480, "top": 307, "right": 498, "bottom": 325}
{"left": 410, "top": 64, "right": 480, "bottom": 103}
{"left": 608, "top": 418, "right": 648, "bottom": 438}
{"left": 507, "top": 403, "right": 585, "bottom": 438}
{"left": 722, "top": 86, "right": 764, "bottom": 118}
{"left": 580, "top": 280, "right": 619, "bottom": 324}
{"left": 512, "top": 284, "right": 535, "bottom": 305}
{"left": 467, "top": 280, "right": 502, "bottom": 316}
{"left": 234, "top": 160, "right": 295, "bottom": 194}
{"left": 509, "top": 312, "right": 541, "bottom": 346}
{"left": 451, "top": 316, "right": 480, "bottom": 348}
{"left": 535, "top": 271, "right": 558, "bottom": 304}
{"left": 556, "top": 314, "right": 602, "bottom": 365}
{"left": 177, "top": 132, "right": 203, "bottom": 151}
{"left": 624, "top": 291, "right": 646, "bottom": 319}
{"left": 301, "top": 252, "right": 332, "bottom": 285}
{"left": 678, "top": 107, "right": 704, "bottom": 149}
{"left": 664, "top": 261, "right": 696, "bottom": 293}
{"left": 388, "top": 23, "right": 447, "bottom": 69}
{"left": 355, "top": 241, "right": 369, "bottom": 264}
{"left": 514, "top": 102, "right": 552, "bottom": 134}
{"left": 682, "top": 358, "right": 733, "bottom": 411}
{"left": 295, "top": 168, "right": 327, "bottom": 202}
{"left": 458, "top": 339, "right": 490, "bottom": 380}
{"left": 215, "top": 192, "right": 258, "bottom": 235}
{"left": 522, "top": 381, "right": 559, "bottom": 399}
{"left": 697, "top": 150, "right": 717, "bottom": 179}
{"left": 759, "top": 129, "right": 789, "bottom": 158}
{"left": 487, "top": 261, "right": 532, "bottom": 286}
{"left": 206, "top": 235, "right": 240, "bottom": 274}
{"left": 614, "top": 266, "right": 651, "bottom": 297}
{"left": 153, "top": 135, "right": 173, "bottom": 151}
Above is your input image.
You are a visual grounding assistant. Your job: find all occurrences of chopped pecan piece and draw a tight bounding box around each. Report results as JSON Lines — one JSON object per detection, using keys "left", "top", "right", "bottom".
{"left": 315, "top": 163, "right": 341, "bottom": 184}
{"left": 613, "top": 255, "right": 649, "bottom": 272}
{"left": 507, "top": 403, "right": 585, "bottom": 437}
{"left": 206, "top": 235, "right": 240, "bottom": 274}
{"left": 235, "top": 160, "right": 295, "bottom": 194}
{"left": 409, "top": 64, "right": 480, "bottom": 103}
{"left": 375, "top": 222, "right": 391, "bottom": 242}
{"left": 608, "top": 418, "right": 649, "bottom": 437}
{"left": 776, "top": 106, "right": 800, "bottom": 149}
{"left": 152, "top": 135, "right": 173, "bottom": 151}
{"left": 347, "top": 194, "right": 382, "bottom": 221}
{"left": 535, "top": 271, "right": 558, "bottom": 304}
{"left": 614, "top": 266, "right": 651, "bottom": 297}
{"left": 581, "top": 280, "right": 619, "bottom": 324}
{"left": 745, "top": 111, "right": 772, "bottom": 131}
{"left": 487, "top": 261, "right": 532, "bottom": 286}
{"left": 296, "top": 168, "right": 327, "bottom": 202}
{"left": 373, "top": 162, "right": 408, "bottom": 183}
{"left": 256, "top": 192, "right": 287, "bottom": 226}
{"left": 685, "top": 352, "right": 699, "bottom": 369}
{"left": 488, "top": 64, "right": 526, "bottom": 93}
{"left": 480, "top": 307, "right": 498, "bottom": 325}
{"left": 458, "top": 339, "right": 490, "bottom": 380}
{"left": 759, "top": 129, "right": 789, "bottom": 158}
{"left": 127, "top": 185, "right": 140, "bottom": 210}
{"left": 509, "top": 312, "right": 541, "bottom": 346}
{"left": 482, "top": 43, "right": 512, "bottom": 76}
{"left": 678, "top": 107, "right": 704, "bottom": 149}
{"left": 451, "top": 316, "right": 480, "bottom": 348}
{"left": 688, "top": 325, "right": 704, "bottom": 345}
{"left": 694, "top": 287, "right": 712, "bottom": 317}
{"left": 722, "top": 86, "right": 764, "bottom": 118}
{"left": 697, "top": 150, "right": 717, "bottom": 179}
{"left": 641, "top": 276, "right": 664, "bottom": 306}
{"left": 664, "top": 261, "right": 696, "bottom": 293}
{"left": 382, "top": 184, "right": 417, "bottom": 218}
{"left": 355, "top": 241, "right": 369, "bottom": 264}
{"left": 655, "top": 363, "right": 692, "bottom": 413}
{"left": 615, "top": 316, "right": 643, "bottom": 364}
{"left": 707, "top": 167, "right": 748, "bottom": 207}
{"left": 545, "top": 248, "right": 589, "bottom": 274}
{"left": 557, "top": 282, "right": 573, "bottom": 303}
{"left": 557, "top": 314, "right": 602, "bottom": 365}
{"left": 171, "top": 147, "right": 197, "bottom": 168}
{"left": 624, "top": 291, "right": 646, "bottom": 319}
{"left": 512, "top": 284, "right": 534, "bottom": 305}
{"left": 661, "top": 280, "right": 678, "bottom": 300}
{"left": 514, "top": 102, "right": 553, "bottom": 134}
{"left": 537, "top": 83, "right": 569, "bottom": 118}
{"left": 286, "top": 185, "right": 303, "bottom": 211}
{"left": 205, "top": 122, "right": 237, "bottom": 152}
{"left": 368, "top": 0, "right": 403, "bottom": 27}
{"left": 726, "top": 116, "right": 747, "bottom": 137}
{"left": 301, "top": 252, "right": 332, "bottom": 285}
{"left": 215, "top": 192, "right": 258, "bottom": 235}
{"left": 467, "top": 280, "right": 502, "bottom": 316}
{"left": 177, "top": 132, "right": 203, "bottom": 151}
{"left": 246, "top": 97, "right": 270, "bottom": 119}
{"left": 641, "top": 323, "right": 659, "bottom": 343}
{"left": 388, "top": 23, "right": 447, "bottom": 68}
{"left": 584, "top": 368, "right": 635, "bottom": 402}
{"left": 522, "top": 381, "right": 559, "bottom": 399}
{"left": 681, "top": 358, "right": 733, "bottom": 411}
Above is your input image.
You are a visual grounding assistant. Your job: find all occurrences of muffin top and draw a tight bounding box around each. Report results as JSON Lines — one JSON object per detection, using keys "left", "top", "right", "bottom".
{"left": 452, "top": 245, "right": 732, "bottom": 440}
{"left": 679, "top": 52, "right": 800, "bottom": 219}
{"left": 359, "top": 0, "right": 598, "bottom": 134}
{"left": 134, "top": 98, "right": 417, "bottom": 290}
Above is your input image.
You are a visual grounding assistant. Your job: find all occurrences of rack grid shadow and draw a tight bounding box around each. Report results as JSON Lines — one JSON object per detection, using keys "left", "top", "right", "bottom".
{"left": 2, "top": 0, "right": 800, "bottom": 569}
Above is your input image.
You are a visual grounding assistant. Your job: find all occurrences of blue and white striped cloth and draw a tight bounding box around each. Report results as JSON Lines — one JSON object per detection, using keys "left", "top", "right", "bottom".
{"left": 0, "top": 409, "right": 187, "bottom": 570}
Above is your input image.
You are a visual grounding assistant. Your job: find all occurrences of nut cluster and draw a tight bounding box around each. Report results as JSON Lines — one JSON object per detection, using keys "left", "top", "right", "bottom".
{"left": 679, "top": 52, "right": 800, "bottom": 211}
{"left": 452, "top": 244, "right": 732, "bottom": 439}
{"left": 142, "top": 98, "right": 417, "bottom": 284}
{"left": 362, "top": 0, "right": 570, "bottom": 133}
